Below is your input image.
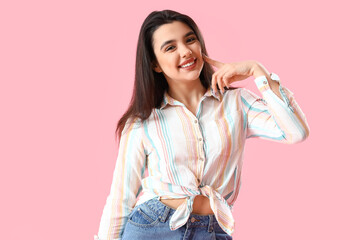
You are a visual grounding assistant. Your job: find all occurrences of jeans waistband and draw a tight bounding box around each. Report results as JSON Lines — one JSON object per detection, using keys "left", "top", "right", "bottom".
{"left": 143, "top": 196, "right": 218, "bottom": 230}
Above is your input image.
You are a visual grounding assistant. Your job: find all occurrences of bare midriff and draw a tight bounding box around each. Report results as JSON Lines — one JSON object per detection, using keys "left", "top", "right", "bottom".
{"left": 159, "top": 195, "right": 214, "bottom": 215}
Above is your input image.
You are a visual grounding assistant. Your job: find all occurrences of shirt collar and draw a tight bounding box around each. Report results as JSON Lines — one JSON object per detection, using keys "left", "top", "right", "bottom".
{"left": 160, "top": 88, "right": 222, "bottom": 110}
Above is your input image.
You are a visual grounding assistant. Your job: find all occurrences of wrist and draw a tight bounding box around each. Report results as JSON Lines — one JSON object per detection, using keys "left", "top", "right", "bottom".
{"left": 251, "top": 63, "right": 268, "bottom": 78}
{"left": 253, "top": 69, "right": 268, "bottom": 79}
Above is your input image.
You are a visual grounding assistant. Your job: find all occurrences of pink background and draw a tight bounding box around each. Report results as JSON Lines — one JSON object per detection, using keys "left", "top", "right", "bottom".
{"left": 1, "top": 0, "right": 359, "bottom": 239}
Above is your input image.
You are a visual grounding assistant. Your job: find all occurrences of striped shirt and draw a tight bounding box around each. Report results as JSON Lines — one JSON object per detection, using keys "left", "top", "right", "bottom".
{"left": 95, "top": 74, "right": 310, "bottom": 240}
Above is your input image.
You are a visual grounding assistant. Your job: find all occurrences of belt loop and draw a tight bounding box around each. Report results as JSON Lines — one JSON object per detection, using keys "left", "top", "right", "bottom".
{"left": 157, "top": 195, "right": 169, "bottom": 222}
{"left": 208, "top": 214, "right": 214, "bottom": 232}
{"left": 159, "top": 205, "right": 171, "bottom": 222}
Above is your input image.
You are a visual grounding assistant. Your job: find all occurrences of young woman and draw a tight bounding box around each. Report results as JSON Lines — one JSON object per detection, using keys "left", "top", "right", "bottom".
{"left": 94, "top": 9, "right": 309, "bottom": 240}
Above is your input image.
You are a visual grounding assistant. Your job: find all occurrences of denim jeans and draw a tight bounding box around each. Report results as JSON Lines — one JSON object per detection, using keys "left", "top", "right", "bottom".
{"left": 122, "top": 197, "right": 232, "bottom": 240}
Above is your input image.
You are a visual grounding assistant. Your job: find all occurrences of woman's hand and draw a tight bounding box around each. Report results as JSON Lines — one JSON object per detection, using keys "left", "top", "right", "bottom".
{"left": 203, "top": 54, "right": 269, "bottom": 94}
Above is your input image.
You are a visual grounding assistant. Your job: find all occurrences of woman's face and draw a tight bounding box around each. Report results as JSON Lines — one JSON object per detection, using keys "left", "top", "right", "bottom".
{"left": 152, "top": 21, "right": 204, "bottom": 85}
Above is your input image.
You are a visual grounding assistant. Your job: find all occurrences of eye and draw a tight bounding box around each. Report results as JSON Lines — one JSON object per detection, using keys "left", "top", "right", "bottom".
{"left": 165, "top": 45, "right": 175, "bottom": 51}
{"left": 187, "top": 37, "right": 196, "bottom": 43}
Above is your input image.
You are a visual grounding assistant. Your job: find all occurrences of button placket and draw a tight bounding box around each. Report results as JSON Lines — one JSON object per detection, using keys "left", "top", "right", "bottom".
{"left": 197, "top": 143, "right": 205, "bottom": 184}
{"left": 193, "top": 117, "right": 205, "bottom": 185}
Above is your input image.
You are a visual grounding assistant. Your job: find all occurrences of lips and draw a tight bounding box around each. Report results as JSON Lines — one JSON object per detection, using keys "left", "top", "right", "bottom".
{"left": 178, "top": 57, "right": 197, "bottom": 68}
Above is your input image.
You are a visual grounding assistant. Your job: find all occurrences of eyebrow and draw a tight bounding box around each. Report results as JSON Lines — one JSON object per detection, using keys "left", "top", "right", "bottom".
{"left": 160, "top": 31, "right": 196, "bottom": 50}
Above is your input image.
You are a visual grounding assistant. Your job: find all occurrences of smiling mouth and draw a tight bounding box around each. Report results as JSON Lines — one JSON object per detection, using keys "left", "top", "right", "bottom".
{"left": 179, "top": 58, "right": 197, "bottom": 68}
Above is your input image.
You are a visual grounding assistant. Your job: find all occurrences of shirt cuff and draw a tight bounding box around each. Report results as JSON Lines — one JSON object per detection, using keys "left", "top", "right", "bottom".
{"left": 254, "top": 74, "right": 295, "bottom": 112}
{"left": 254, "top": 75, "right": 271, "bottom": 92}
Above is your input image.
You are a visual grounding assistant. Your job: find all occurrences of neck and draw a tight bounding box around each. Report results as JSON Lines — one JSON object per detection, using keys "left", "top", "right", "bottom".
{"left": 167, "top": 79, "right": 207, "bottom": 107}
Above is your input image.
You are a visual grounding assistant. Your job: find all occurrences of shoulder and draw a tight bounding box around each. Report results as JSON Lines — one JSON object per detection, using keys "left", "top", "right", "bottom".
{"left": 225, "top": 87, "right": 261, "bottom": 104}
{"left": 122, "top": 116, "right": 143, "bottom": 137}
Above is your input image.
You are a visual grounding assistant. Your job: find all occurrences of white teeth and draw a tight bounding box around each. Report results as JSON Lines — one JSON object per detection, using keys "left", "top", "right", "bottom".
{"left": 180, "top": 61, "right": 195, "bottom": 68}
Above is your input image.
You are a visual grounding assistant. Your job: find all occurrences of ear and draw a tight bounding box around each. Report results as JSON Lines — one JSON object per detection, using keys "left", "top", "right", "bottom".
{"left": 152, "top": 62, "right": 162, "bottom": 73}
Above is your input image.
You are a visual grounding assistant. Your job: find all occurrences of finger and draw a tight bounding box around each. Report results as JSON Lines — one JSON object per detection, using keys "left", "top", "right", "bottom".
{"left": 215, "top": 69, "right": 227, "bottom": 93}
{"left": 216, "top": 66, "right": 232, "bottom": 89}
{"left": 218, "top": 75, "right": 225, "bottom": 94}
{"left": 223, "top": 71, "right": 235, "bottom": 88}
{"left": 202, "top": 54, "right": 224, "bottom": 69}
{"left": 223, "top": 75, "right": 230, "bottom": 88}
{"left": 211, "top": 71, "right": 217, "bottom": 94}
{"left": 212, "top": 66, "right": 228, "bottom": 93}
{"left": 211, "top": 73, "right": 217, "bottom": 93}
{"left": 223, "top": 75, "right": 234, "bottom": 88}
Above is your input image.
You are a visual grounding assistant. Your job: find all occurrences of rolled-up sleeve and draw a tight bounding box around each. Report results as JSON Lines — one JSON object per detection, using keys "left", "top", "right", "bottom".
{"left": 241, "top": 74, "right": 310, "bottom": 143}
{"left": 95, "top": 118, "right": 147, "bottom": 240}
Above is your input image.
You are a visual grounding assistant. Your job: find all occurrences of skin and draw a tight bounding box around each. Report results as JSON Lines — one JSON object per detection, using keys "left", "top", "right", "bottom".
{"left": 203, "top": 54, "right": 282, "bottom": 98}
{"left": 205, "top": 55, "right": 309, "bottom": 137}
{"left": 150, "top": 21, "right": 309, "bottom": 212}
{"left": 152, "top": 21, "right": 206, "bottom": 114}
{"left": 151, "top": 21, "right": 284, "bottom": 113}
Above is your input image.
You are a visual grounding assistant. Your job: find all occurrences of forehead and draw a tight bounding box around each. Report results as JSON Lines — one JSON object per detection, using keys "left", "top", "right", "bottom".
{"left": 152, "top": 21, "right": 193, "bottom": 48}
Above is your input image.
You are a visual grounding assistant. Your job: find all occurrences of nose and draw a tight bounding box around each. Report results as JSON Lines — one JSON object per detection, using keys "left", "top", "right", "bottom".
{"left": 180, "top": 45, "right": 192, "bottom": 58}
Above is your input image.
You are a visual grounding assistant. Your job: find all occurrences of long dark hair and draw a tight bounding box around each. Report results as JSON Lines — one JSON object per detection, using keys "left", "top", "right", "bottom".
{"left": 115, "top": 10, "right": 215, "bottom": 143}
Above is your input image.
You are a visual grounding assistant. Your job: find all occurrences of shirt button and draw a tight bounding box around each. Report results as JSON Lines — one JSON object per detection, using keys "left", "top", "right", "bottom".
{"left": 194, "top": 119, "right": 198, "bottom": 124}
{"left": 198, "top": 137, "right": 202, "bottom": 141}
{"left": 263, "top": 80, "right": 267, "bottom": 84}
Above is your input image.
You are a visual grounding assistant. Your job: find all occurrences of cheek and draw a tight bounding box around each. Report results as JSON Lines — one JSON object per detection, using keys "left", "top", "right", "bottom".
{"left": 160, "top": 56, "right": 178, "bottom": 70}
{"left": 194, "top": 42, "right": 202, "bottom": 53}
{"left": 199, "top": 59, "right": 204, "bottom": 69}
{"left": 154, "top": 52, "right": 173, "bottom": 70}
